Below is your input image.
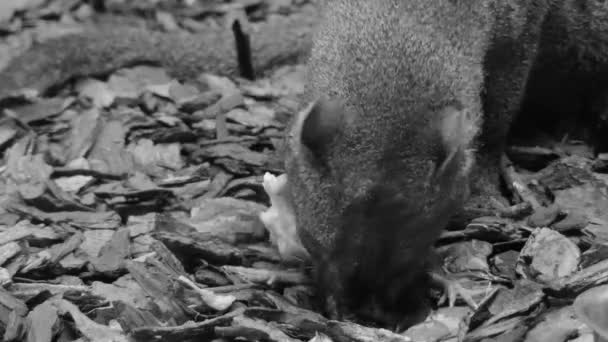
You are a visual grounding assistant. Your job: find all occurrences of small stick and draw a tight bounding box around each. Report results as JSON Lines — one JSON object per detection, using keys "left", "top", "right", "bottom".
{"left": 178, "top": 275, "right": 236, "bottom": 311}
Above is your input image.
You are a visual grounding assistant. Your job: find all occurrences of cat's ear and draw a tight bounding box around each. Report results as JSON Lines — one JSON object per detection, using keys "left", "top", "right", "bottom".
{"left": 299, "top": 97, "right": 347, "bottom": 159}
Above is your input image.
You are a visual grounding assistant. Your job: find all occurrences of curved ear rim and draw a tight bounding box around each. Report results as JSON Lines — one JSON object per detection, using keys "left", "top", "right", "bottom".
{"left": 299, "top": 97, "right": 346, "bottom": 159}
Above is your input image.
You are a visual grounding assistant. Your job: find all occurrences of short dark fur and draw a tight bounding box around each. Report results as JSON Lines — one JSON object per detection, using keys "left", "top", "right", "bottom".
{"left": 285, "top": 0, "right": 608, "bottom": 326}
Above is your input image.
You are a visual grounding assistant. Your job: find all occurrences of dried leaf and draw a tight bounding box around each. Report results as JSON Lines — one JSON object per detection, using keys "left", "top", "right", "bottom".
{"left": 89, "top": 119, "right": 134, "bottom": 176}
{"left": 439, "top": 240, "right": 493, "bottom": 273}
{"left": 127, "top": 139, "right": 184, "bottom": 174}
{"left": 64, "top": 108, "right": 101, "bottom": 162}
{"left": 25, "top": 300, "right": 58, "bottom": 342}
{"left": 76, "top": 78, "right": 116, "bottom": 108}
{"left": 574, "top": 284, "right": 608, "bottom": 340}
{"left": 188, "top": 197, "right": 267, "bottom": 243}
{"left": 517, "top": 228, "right": 581, "bottom": 283}
{"left": 200, "top": 143, "right": 268, "bottom": 167}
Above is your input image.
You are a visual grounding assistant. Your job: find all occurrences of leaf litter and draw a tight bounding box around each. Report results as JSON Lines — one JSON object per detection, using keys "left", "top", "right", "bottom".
{"left": 0, "top": 1, "right": 607, "bottom": 342}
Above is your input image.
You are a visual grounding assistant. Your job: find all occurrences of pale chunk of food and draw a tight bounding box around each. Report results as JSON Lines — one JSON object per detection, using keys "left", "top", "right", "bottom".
{"left": 259, "top": 172, "right": 310, "bottom": 262}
